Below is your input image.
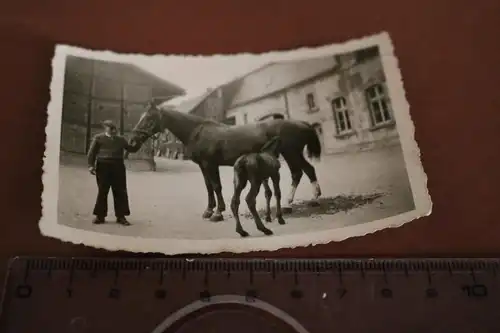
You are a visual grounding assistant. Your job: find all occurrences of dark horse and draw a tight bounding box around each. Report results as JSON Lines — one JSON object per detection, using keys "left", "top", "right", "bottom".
{"left": 129, "top": 100, "right": 322, "bottom": 222}
{"left": 232, "top": 135, "right": 285, "bottom": 237}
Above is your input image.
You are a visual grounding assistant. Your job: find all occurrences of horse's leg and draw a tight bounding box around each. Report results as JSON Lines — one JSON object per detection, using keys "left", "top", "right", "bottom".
{"left": 263, "top": 179, "right": 273, "bottom": 223}
{"left": 281, "top": 153, "right": 303, "bottom": 212}
{"left": 199, "top": 164, "right": 216, "bottom": 219}
{"left": 231, "top": 170, "right": 249, "bottom": 237}
{"left": 271, "top": 172, "right": 286, "bottom": 225}
{"left": 208, "top": 165, "right": 226, "bottom": 222}
{"left": 246, "top": 179, "right": 273, "bottom": 236}
{"left": 297, "top": 154, "right": 322, "bottom": 202}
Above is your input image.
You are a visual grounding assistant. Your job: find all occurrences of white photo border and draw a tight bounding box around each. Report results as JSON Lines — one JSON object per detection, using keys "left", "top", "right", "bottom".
{"left": 40, "top": 31, "right": 432, "bottom": 255}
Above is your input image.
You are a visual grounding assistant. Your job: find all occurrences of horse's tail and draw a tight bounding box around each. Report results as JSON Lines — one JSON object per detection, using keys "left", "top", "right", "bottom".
{"left": 304, "top": 123, "right": 322, "bottom": 161}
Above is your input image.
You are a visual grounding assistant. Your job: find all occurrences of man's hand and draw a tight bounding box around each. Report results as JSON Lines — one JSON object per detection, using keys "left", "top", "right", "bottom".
{"left": 89, "top": 166, "right": 96, "bottom": 175}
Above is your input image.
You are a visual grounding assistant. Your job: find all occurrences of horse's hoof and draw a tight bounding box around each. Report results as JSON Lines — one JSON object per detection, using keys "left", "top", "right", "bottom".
{"left": 202, "top": 210, "right": 214, "bottom": 219}
{"left": 210, "top": 214, "right": 223, "bottom": 222}
{"left": 238, "top": 230, "right": 249, "bottom": 237}
{"left": 282, "top": 206, "right": 293, "bottom": 214}
{"left": 277, "top": 217, "right": 286, "bottom": 225}
{"left": 265, "top": 216, "right": 272, "bottom": 223}
{"left": 259, "top": 228, "right": 274, "bottom": 236}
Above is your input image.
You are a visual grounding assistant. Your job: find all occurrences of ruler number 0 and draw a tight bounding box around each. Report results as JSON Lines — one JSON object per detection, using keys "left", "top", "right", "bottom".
{"left": 462, "top": 284, "right": 488, "bottom": 298}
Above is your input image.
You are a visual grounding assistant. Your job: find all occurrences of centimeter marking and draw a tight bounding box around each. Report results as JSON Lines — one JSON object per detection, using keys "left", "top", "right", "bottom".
{"left": 7, "top": 257, "right": 500, "bottom": 272}
{"left": 2, "top": 257, "right": 499, "bottom": 305}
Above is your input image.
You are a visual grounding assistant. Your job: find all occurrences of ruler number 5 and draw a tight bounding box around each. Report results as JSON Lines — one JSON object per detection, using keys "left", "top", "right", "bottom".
{"left": 462, "top": 284, "right": 488, "bottom": 298}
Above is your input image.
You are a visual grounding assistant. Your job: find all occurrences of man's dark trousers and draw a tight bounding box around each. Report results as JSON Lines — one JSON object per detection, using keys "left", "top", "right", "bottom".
{"left": 93, "top": 160, "right": 130, "bottom": 218}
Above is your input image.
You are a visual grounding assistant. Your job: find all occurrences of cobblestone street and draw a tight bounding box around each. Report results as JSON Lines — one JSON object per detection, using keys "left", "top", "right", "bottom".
{"left": 58, "top": 143, "right": 415, "bottom": 239}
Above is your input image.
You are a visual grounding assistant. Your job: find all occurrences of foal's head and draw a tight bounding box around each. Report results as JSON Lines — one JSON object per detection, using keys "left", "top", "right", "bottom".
{"left": 260, "top": 136, "right": 281, "bottom": 157}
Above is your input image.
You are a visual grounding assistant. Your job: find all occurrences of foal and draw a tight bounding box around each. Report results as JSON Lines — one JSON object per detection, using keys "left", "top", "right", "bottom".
{"left": 231, "top": 136, "right": 286, "bottom": 237}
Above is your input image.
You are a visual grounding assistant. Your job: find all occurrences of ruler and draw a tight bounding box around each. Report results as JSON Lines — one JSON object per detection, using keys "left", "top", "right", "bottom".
{"left": 0, "top": 257, "right": 498, "bottom": 332}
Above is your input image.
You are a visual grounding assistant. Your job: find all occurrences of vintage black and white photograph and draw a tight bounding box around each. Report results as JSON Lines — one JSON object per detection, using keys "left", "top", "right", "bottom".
{"left": 40, "top": 32, "right": 432, "bottom": 254}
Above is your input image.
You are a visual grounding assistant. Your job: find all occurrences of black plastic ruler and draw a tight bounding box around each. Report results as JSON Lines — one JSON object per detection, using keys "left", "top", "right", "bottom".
{"left": 0, "top": 257, "right": 499, "bottom": 332}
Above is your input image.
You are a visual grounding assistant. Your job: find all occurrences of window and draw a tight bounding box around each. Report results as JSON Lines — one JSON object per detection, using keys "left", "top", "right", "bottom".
{"left": 243, "top": 113, "right": 248, "bottom": 124}
{"left": 331, "top": 96, "right": 352, "bottom": 134}
{"left": 306, "top": 92, "right": 317, "bottom": 111}
{"left": 223, "top": 116, "right": 236, "bottom": 126}
{"left": 366, "top": 84, "right": 393, "bottom": 126}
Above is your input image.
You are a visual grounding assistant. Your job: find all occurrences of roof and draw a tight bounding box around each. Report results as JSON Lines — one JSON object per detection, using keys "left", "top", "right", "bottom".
{"left": 157, "top": 63, "right": 278, "bottom": 114}
{"left": 162, "top": 89, "right": 216, "bottom": 113}
{"left": 224, "top": 62, "right": 276, "bottom": 84}
{"left": 64, "top": 55, "right": 186, "bottom": 98}
{"left": 152, "top": 55, "right": 339, "bottom": 116}
{"left": 227, "top": 55, "right": 338, "bottom": 109}
{"left": 160, "top": 64, "right": 274, "bottom": 114}
{"left": 125, "top": 64, "right": 186, "bottom": 96}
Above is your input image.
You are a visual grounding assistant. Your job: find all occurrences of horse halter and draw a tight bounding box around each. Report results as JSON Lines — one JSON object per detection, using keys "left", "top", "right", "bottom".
{"left": 134, "top": 105, "right": 165, "bottom": 140}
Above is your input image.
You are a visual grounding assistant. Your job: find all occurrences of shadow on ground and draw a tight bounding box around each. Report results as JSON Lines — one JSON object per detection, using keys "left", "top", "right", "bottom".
{"left": 235, "top": 192, "right": 385, "bottom": 220}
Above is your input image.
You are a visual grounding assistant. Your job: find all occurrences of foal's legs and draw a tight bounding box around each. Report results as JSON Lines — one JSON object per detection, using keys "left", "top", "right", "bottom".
{"left": 246, "top": 179, "right": 273, "bottom": 236}
{"left": 199, "top": 165, "right": 216, "bottom": 219}
{"left": 271, "top": 173, "right": 286, "bottom": 225}
{"left": 208, "top": 166, "right": 226, "bottom": 222}
{"left": 231, "top": 171, "right": 249, "bottom": 237}
{"left": 263, "top": 179, "right": 273, "bottom": 223}
{"left": 297, "top": 154, "right": 322, "bottom": 200}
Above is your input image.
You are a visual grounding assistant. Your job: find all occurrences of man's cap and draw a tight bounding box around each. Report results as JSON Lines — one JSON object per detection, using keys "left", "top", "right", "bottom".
{"left": 102, "top": 120, "right": 117, "bottom": 128}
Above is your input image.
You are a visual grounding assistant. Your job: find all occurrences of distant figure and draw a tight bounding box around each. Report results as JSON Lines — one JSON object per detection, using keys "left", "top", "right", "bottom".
{"left": 87, "top": 120, "right": 141, "bottom": 226}
{"left": 231, "top": 136, "right": 286, "bottom": 238}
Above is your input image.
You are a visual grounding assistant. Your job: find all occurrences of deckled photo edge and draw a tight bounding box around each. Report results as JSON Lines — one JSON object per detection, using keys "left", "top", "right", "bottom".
{"left": 40, "top": 45, "right": 66, "bottom": 239}
{"left": 376, "top": 35, "right": 432, "bottom": 217}
{"left": 39, "top": 31, "right": 431, "bottom": 255}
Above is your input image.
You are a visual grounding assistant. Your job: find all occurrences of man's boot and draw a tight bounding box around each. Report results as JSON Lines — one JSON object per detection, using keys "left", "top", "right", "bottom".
{"left": 92, "top": 216, "right": 105, "bottom": 224}
{"left": 116, "top": 216, "right": 131, "bottom": 226}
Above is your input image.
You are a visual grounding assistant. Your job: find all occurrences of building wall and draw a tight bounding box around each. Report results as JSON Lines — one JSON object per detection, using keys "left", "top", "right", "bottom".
{"left": 226, "top": 94, "right": 287, "bottom": 125}
{"left": 284, "top": 74, "right": 339, "bottom": 152}
{"left": 224, "top": 55, "right": 399, "bottom": 154}
{"left": 60, "top": 56, "right": 183, "bottom": 168}
{"left": 229, "top": 57, "right": 338, "bottom": 107}
{"left": 191, "top": 89, "right": 225, "bottom": 122}
{"left": 336, "top": 56, "right": 398, "bottom": 153}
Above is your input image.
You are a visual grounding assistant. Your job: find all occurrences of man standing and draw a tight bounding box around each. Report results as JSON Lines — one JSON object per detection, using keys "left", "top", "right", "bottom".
{"left": 87, "top": 120, "right": 141, "bottom": 225}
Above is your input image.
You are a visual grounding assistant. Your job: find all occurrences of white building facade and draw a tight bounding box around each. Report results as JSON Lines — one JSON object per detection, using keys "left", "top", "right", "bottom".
{"left": 224, "top": 47, "right": 399, "bottom": 154}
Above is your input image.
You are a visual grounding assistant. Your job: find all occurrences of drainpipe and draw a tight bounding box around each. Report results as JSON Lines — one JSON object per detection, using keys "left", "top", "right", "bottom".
{"left": 85, "top": 60, "right": 95, "bottom": 153}
{"left": 119, "top": 81, "right": 125, "bottom": 135}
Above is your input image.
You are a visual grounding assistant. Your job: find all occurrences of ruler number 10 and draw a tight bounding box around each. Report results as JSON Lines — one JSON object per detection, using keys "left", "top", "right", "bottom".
{"left": 462, "top": 284, "right": 488, "bottom": 298}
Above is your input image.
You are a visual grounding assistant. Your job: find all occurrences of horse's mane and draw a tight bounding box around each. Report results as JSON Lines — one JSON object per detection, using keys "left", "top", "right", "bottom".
{"left": 159, "top": 104, "right": 229, "bottom": 127}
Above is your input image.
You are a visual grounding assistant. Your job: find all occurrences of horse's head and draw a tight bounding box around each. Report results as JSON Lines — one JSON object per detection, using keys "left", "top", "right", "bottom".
{"left": 129, "top": 99, "right": 165, "bottom": 146}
